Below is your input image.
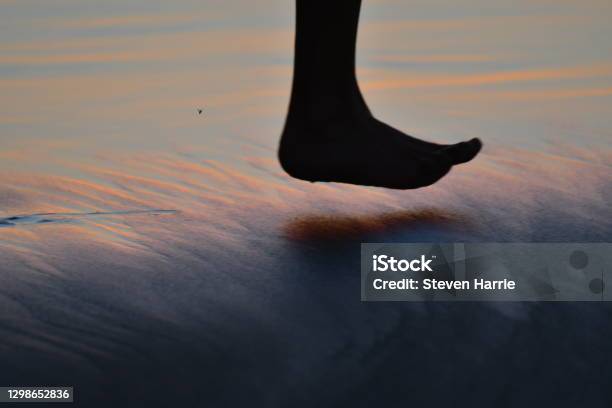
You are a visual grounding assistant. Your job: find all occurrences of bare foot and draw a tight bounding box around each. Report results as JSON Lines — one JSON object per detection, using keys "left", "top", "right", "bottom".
{"left": 279, "top": 115, "right": 457, "bottom": 189}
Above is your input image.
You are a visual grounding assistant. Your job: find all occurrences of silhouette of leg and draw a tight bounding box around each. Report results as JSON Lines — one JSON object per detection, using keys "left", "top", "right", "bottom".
{"left": 279, "top": 0, "right": 481, "bottom": 189}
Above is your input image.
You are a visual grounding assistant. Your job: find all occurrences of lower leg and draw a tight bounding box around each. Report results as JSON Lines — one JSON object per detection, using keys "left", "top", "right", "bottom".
{"left": 279, "top": 0, "right": 480, "bottom": 189}
{"left": 286, "top": 0, "right": 368, "bottom": 126}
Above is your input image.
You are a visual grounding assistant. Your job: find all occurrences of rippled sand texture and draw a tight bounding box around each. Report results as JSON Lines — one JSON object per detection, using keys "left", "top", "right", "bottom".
{"left": 1, "top": 0, "right": 611, "bottom": 406}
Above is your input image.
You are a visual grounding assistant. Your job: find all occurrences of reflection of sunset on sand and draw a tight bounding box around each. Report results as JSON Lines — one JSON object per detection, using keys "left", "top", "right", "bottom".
{"left": 0, "top": 0, "right": 611, "bottom": 406}
{"left": 1, "top": 140, "right": 609, "bottom": 241}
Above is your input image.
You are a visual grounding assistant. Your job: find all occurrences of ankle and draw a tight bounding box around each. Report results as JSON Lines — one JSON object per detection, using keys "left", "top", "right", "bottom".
{"left": 287, "top": 86, "right": 370, "bottom": 125}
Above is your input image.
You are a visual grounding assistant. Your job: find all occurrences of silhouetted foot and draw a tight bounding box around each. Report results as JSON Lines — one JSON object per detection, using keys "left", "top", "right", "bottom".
{"left": 279, "top": 116, "right": 454, "bottom": 189}
{"left": 281, "top": 0, "right": 483, "bottom": 190}
{"left": 368, "top": 118, "right": 482, "bottom": 165}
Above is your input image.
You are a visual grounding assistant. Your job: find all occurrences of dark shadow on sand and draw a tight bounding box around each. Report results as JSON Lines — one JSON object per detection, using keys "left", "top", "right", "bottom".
{"left": 283, "top": 208, "right": 473, "bottom": 244}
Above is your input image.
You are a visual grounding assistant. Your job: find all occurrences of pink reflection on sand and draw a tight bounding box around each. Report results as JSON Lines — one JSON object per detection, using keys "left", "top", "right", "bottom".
{"left": 1, "top": 140, "right": 609, "bottom": 257}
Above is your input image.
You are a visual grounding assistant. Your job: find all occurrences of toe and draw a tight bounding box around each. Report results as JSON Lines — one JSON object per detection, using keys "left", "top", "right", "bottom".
{"left": 443, "top": 137, "right": 482, "bottom": 165}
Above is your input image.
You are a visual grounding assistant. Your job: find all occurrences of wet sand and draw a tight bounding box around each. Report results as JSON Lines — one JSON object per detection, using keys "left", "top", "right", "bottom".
{"left": 0, "top": 143, "right": 610, "bottom": 406}
{"left": 1, "top": 0, "right": 612, "bottom": 406}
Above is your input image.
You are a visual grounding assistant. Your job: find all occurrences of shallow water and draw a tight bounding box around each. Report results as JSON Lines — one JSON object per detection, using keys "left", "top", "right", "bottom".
{"left": 1, "top": 1, "right": 611, "bottom": 406}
